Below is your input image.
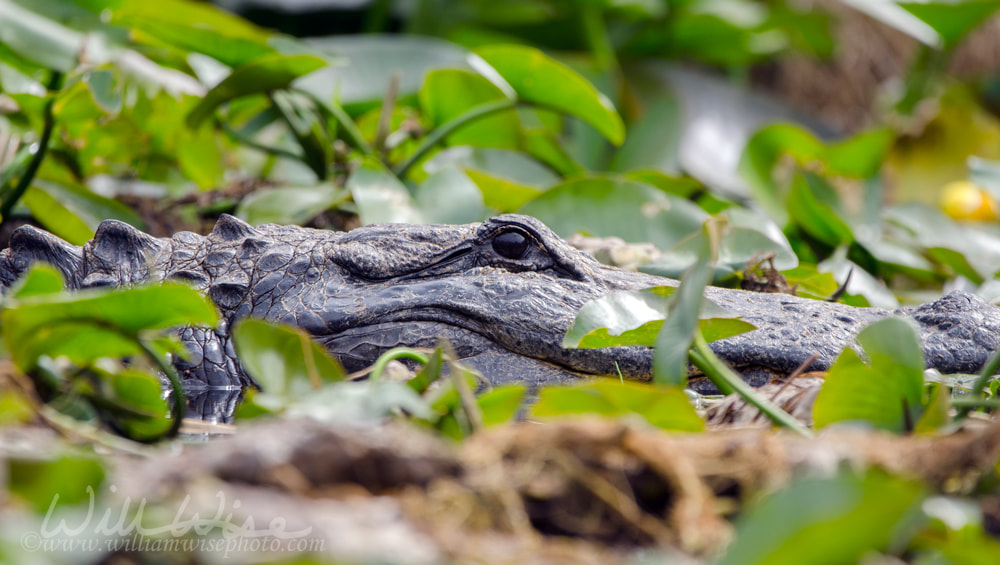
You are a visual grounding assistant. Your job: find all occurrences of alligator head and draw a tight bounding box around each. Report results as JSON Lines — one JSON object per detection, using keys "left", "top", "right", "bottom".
{"left": 2, "top": 214, "right": 999, "bottom": 395}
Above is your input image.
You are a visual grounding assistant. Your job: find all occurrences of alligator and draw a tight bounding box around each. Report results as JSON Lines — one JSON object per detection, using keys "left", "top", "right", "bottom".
{"left": 1, "top": 213, "right": 999, "bottom": 400}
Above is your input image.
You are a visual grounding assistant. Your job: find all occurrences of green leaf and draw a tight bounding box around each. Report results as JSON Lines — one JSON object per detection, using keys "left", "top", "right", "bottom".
{"left": 177, "top": 124, "right": 223, "bottom": 190}
{"left": 0, "top": 0, "right": 81, "bottom": 71}
{"left": 719, "top": 471, "right": 924, "bottom": 565}
{"left": 474, "top": 45, "right": 625, "bottom": 145}
{"left": 8, "top": 456, "right": 106, "bottom": 514}
{"left": 298, "top": 35, "right": 469, "bottom": 112}
{"left": 609, "top": 98, "right": 682, "bottom": 174}
{"left": 187, "top": 54, "right": 327, "bottom": 128}
{"left": 902, "top": 1, "right": 1000, "bottom": 47}
{"left": 105, "top": 369, "right": 171, "bottom": 440}
{"left": 99, "top": 0, "right": 276, "bottom": 67}
{"left": 23, "top": 179, "right": 145, "bottom": 246}
{"left": 517, "top": 177, "right": 708, "bottom": 250}
{"left": 9, "top": 263, "right": 64, "bottom": 298}
{"left": 464, "top": 169, "right": 541, "bottom": 212}
{"left": 413, "top": 168, "right": 486, "bottom": 224}
{"left": 563, "top": 286, "right": 747, "bottom": 349}
{"left": 654, "top": 222, "right": 717, "bottom": 387}
{"left": 285, "top": 381, "right": 434, "bottom": 424}
{"left": 739, "top": 124, "right": 893, "bottom": 223}
{"left": 419, "top": 69, "right": 520, "bottom": 149}
{"left": 347, "top": 160, "right": 424, "bottom": 224}
{"left": 531, "top": 380, "right": 704, "bottom": 432}
{"left": 424, "top": 147, "right": 560, "bottom": 188}
{"left": 576, "top": 318, "right": 756, "bottom": 349}
{"left": 232, "top": 318, "right": 345, "bottom": 397}
{"left": 787, "top": 172, "right": 855, "bottom": 247}
{"left": 642, "top": 225, "right": 797, "bottom": 280}
{"left": 2, "top": 278, "right": 218, "bottom": 371}
{"left": 236, "top": 183, "right": 343, "bottom": 225}
{"left": 478, "top": 384, "right": 526, "bottom": 427}
{"left": 813, "top": 317, "right": 926, "bottom": 433}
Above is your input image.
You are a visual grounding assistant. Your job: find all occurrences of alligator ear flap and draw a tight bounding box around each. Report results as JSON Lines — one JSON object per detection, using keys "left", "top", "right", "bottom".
{"left": 85, "top": 220, "right": 163, "bottom": 285}
{"left": 212, "top": 214, "right": 258, "bottom": 242}
{"left": 4, "top": 225, "right": 84, "bottom": 287}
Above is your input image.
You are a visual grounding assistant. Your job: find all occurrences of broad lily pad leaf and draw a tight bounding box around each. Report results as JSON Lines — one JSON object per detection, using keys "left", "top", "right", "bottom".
{"left": 518, "top": 177, "right": 708, "bottom": 251}
{"left": 642, "top": 225, "right": 797, "bottom": 280}
{"left": 99, "top": 0, "right": 276, "bottom": 67}
{"left": 232, "top": 318, "right": 345, "bottom": 397}
{"left": 609, "top": 97, "right": 682, "bottom": 174}
{"left": 719, "top": 471, "right": 925, "bottom": 565}
{"left": 299, "top": 35, "right": 470, "bottom": 111}
{"left": 0, "top": 0, "right": 82, "bottom": 71}
{"left": 740, "top": 124, "right": 892, "bottom": 223}
{"left": 464, "top": 169, "right": 541, "bottom": 212}
{"left": 576, "top": 318, "right": 756, "bottom": 350}
{"left": 901, "top": 1, "right": 1000, "bottom": 47}
{"left": 423, "top": 146, "right": 560, "bottom": 188}
{"left": 968, "top": 155, "right": 1000, "bottom": 202}
{"left": 531, "top": 380, "right": 704, "bottom": 432}
{"left": 847, "top": 0, "right": 1000, "bottom": 48}
{"left": 24, "top": 180, "right": 145, "bottom": 246}
{"left": 236, "top": 183, "right": 344, "bottom": 226}
{"left": 564, "top": 286, "right": 750, "bottom": 349}
{"left": 419, "top": 69, "right": 519, "bottom": 149}
{"left": 813, "top": 317, "right": 926, "bottom": 433}
{"left": 474, "top": 45, "right": 625, "bottom": 145}
{"left": 347, "top": 160, "right": 424, "bottom": 224}
{"left": 187, "top": 54, "right": 327, "bottom": 127}
{"left": 787, "top": 172, "right": 855, "bottom": 247}
{"left": 413, "top": 168, "right": 486, "bottom": 224}
{"left": 285, "top": 381, "right": 434, "bottom": 424}
{"left": 2, "top": 276, "right": 218, "bottom": 372}
{"left": 886, "top": 203, "right": 1000, "bottom": 283}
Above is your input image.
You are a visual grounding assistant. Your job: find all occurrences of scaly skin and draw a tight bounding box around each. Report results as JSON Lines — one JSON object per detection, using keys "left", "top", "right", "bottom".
{"left": 2, "top": 214, "right": 998, "bottom": 397}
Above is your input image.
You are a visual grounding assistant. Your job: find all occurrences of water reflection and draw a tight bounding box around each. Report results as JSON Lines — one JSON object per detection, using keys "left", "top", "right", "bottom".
{"left": 165, "top": 387, "right": 245, "bottom": 424}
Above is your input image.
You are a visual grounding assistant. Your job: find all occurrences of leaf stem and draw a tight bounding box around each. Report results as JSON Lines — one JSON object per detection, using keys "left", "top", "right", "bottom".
{"left": 393, "top": 98, "right": 518, "bottom": 178}
{"left": 218, "top": 119, "right": 306, "bottom": 162}
{"left": 369, "top": 347, "right": 429, "bottom": 382}
{"left": 137, "top": 339, "right": 186, "bottom": 439}
{"left": 955, "top": 347, "right": 1000, "bottom": 419}
{"left": 1, "top": 71, "right": 62, "bottom": 219}
{"left": 295, "top": 88, "right": 374, "bottom": 158}
{"left": 689, "top": 333, "right": 812, "bottom": 437}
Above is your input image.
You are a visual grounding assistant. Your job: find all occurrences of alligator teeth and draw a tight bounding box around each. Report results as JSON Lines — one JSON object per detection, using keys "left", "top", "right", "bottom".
{"left": 212, "top": 214, "right": 259, "bottom": 242}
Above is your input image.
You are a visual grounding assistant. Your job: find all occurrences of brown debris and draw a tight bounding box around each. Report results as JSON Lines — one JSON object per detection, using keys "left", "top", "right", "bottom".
{"left": 92, "top": 415, "right": 1000, "bottom": 564}
{"left": 705, "top": 374, "right": 826, "bottom": 428}
{"left": 740, "top": 252, "right": 799, "bottom": 295}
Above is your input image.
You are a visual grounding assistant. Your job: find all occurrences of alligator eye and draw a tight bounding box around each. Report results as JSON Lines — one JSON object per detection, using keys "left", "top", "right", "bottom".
{"left": 492, "top": 230, "right": 529, "bottom": 259}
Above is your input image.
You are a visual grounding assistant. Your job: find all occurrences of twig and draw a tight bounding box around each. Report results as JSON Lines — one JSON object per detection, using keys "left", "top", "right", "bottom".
{"left": 955, "top": 347, "right": 1000, "bottom": 420}
{"left": 689, "top": 333, "right": 812, "bottom": 437}
{"left": 374, "top": 73, "right": 399, "bottom": 155}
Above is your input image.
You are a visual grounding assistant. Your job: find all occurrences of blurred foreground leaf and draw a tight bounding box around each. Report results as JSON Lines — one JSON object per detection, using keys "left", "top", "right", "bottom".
{"left": 719, "top": 471, "right": 924, "bottom": 565}
{"left": 531, "top": 380, "right": 704, "bottom": 432}
{"left": 813, "top": 317, "right": 926, "bottom": 433}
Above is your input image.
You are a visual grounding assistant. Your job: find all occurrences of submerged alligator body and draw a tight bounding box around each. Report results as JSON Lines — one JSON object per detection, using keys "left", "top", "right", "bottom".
{"left": 1, "top": 214, "right": 999, "bottom": 396}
